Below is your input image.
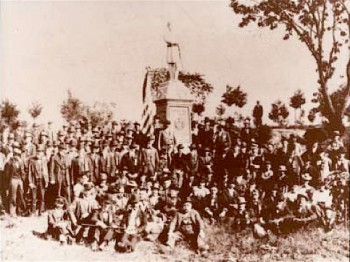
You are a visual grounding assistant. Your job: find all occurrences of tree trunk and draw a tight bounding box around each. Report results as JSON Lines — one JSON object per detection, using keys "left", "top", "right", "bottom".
{"left": 341, "top": 57, "right": 350, "bottom": 116}
{"left": 327, "top": 113, "right": 344, "bottom": 132}
{"left": 317, "top": 58, "right": 343, "bottom": 130}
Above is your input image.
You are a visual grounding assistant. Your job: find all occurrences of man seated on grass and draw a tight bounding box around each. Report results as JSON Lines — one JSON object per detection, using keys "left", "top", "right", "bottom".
{"left": 166, "top": 197, "right": 209, "bottom": 257}
{"left": 89, "top": 197, "right": 122, "bottom": 251}
{"left": 68, "top": 182, "right": 100, "bottom": 245}
{"left": 231, "top": 196, "right": 251, "bottom": 232}
{"left": 291, "top": 193, "right": 318, "bottom": 230}
{"left": 115, "top": 193, "right": 147, "bottom": 253}
{"left": 47, "top": 197, "right": 72, "bottom": 245}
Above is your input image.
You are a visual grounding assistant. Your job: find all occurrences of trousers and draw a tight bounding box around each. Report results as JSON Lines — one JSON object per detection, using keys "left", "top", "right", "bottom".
{"left": 31, "top": 178, "right": 46, "bottom": 215}
{"left": 9, "top": 177, "right": 27, "bottom": 216}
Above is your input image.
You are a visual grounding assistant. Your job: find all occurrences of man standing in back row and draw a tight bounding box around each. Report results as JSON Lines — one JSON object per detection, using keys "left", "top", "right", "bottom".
{"left": 253, "top": 101, "right": 263, "bottom": 129}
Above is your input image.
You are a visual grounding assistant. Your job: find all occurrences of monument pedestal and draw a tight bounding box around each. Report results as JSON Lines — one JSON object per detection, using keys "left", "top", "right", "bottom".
{"left": 154, "top": 79, "right": 193, "bottom": 146}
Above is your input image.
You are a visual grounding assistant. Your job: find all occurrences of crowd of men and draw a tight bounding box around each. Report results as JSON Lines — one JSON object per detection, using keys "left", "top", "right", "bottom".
{"left": 0, "top": 115, "right": 349, "bottom": 256}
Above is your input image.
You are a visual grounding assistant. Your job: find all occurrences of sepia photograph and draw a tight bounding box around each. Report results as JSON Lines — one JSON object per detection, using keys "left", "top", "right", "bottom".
{"left": 0, "top": 0, "right": 349, "bottom": 261}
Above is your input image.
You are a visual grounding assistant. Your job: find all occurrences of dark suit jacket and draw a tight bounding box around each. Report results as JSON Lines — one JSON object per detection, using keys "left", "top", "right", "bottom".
{"left": 28, "top": 157, "right": 49, "bottom": 186}
{"left": 171, "top": 153, "right": 189, "bottom": 171}
{"left": 168, "top": 209, "right": 204, "bottom": 234}
{"left": 120, "top": 152, "right": 142, "bottom": 174}
{"left": 198, "top": 128, "right": 213, "bottom": 149}
{"left": 50, "top": 153, "right": 69, "bottom": 185}
{"left": 224, "top": 151, "right": 243, "bottom": 175}
{"left": 6, "top": 157, "right": 25, "bottom": 181}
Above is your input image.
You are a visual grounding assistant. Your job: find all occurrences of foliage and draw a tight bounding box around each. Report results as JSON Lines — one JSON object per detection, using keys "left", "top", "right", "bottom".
{"left": 221, "top": 85, "right": 247, "bottom": 108}
{"left": 290, "top": 89, "right": 306, "bottom": 124}
{"left": 0, "top": 99, "right": 20, "bottom": 130}
{"left": 216, "top": 104, "right": 226, "bottom": 117}
{"left": 256, "top": 124, "right": 273, "bottom": 144}
{"left": 81, "top": 102, "right": 115, "bottom": 127}
{"left": 60, "top": 90, "right": 83, "bottom": 123}
{"left": 268, "top": 100, "right": 290, "bottom": 126}
{"left": 290, "top": 89, "right": 306, "bottom": 109}
{"left": 28, "top": 101, "right": 42, "bottom": 121}
{"left": 311, "top": 85, "right": 349, "bottom": 131}
{"left": 60, "top": 90, "right": 115, "bottom": 127}
{"left": 150, "top": 68, "right": 214, "bottom": 113}
{"left": 230, "top": 0, "right": 350, "bottom": 129}
{"left": 192, "top": 103, "right": 205, "bottom": 116}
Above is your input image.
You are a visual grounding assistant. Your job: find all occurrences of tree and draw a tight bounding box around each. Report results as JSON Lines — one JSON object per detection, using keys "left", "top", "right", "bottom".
{"left": 81, "top": 102, "right": 115, "bottom": 127}
{"left": 230, "top": 0, "right": 350, "bottom": 131}
{"left": 216, "top": 104, "right": 226, "bottom": 118}
{"left": 268, "top": 100, "right": 290, "bottom": 126}
{"left": 28, "top": 101, "right": 42, "bottom": 122}
{"left": 221, "top": 85, "right": 248, "bottom": 111}
{"left": 192, "top": 103, "right": 205, "bottom": 116}
{"left": 0, "top": 99, "right": 20, "bottom": 130}
{"left": 311, "top": 84, "right": 350, "bottom": 129}
{"left": 61, "top": 90, "right": 115, "bottom": 127}
{"left": 60, "top": 90, "right": 84, "bottom": 123}
{"left": 150, "top": 68, "right": 214, "bottom": 114}
{"left": 289, "top": 89, "right": 306, "bottom": 124}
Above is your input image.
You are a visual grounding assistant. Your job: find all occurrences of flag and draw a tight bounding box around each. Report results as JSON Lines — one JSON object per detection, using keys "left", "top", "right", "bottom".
{"left": 141, "top": 69, "right": 156, "bottom": 136}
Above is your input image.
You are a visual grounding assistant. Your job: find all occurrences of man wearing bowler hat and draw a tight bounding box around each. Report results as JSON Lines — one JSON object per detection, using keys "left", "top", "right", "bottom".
{"left": 116, "top": 193, "right": 147, "bottom": 253}
{"left": 133, "top": 122, "right": 146, "bottom": 148}
{"left": 141, "top": 135, "right": 159, "bottom": 178}
{"left": 198, "top": 117, "right": 213, "bottom": 151}
{"left": 188, "top": 144, "right": 199, "bottom": 177}
{"left": 122, "top": 142, "right": 143, "bottom": 175}
{"left": 51, "top": 143, "right": 72, "bottom": 204}
{"left": 28, "top": 144, "right": 49, "bottom": 216}
{"left": 7, "top": 142, "right": 27, "bottom": 217}
{"left": 158, "top": 120, "right": 176, "bottom": 159}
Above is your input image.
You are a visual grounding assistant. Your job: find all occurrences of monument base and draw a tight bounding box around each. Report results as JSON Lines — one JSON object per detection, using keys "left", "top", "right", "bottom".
{"left": 154, "top": 79, "right": 193, "bottom": 146}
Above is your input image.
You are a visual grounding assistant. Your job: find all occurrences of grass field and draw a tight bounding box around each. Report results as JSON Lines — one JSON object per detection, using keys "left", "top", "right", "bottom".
{"left": 1, "top": 213, "right": 349, "bottom": 262}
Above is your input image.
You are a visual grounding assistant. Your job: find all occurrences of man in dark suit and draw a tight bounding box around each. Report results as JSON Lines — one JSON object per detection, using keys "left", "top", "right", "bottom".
{"left": 219, "top": 180, "right": 239, "bottom": 218}
{"left": 170, "top": 144, "right": 189, "bottom": 187}
{"left": 198, "top": 118, "right": 213, "bottom": 152}
{"left": 7, "top": 143, "right": 27, "bottom": 217}
{"left": 28, "top": 144, "right": 49, "bottom": 216}
{"left": 188, "top": 144, "right": 199, "bottom": 177}
{"left": 120, "top": 143, "right": 142, "bottom": 180}
{"left": 50, "top": 144, "right": 72, "bottom": 204}
{"left": 90, "top": 198, "right": 121, "bottom": 251}
{"left": 116, "top": 194, "right": 147, "bottom": 253}
{"left": 199, "top": 147, "right": 214, "bottom": 175}
{"left": 240, "top": 118, "right": 255, "bottom": 145}
{"left": 213, "top": 124, "right": 231, "bottom": 156}
{"left": 224, "top": 144, "right": 243, "bottom": 178}
{"left": 141, "top": 135, "right": 159, "bottom": 178}
{"left": 133, "top": 122, "right": 146, "bottom": 148}
{"left": 253, "top": 100, "right": 263, "bottom": 129}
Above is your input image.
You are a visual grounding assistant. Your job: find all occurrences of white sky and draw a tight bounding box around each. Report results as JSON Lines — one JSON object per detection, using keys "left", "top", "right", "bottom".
{"left": 0, "top": 0, "right": 347, "bottom": 128}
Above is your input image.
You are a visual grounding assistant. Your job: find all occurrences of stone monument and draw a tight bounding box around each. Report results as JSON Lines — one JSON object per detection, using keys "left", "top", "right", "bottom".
{"left": 154, "top": 22, "right": 194, "bottom": 146}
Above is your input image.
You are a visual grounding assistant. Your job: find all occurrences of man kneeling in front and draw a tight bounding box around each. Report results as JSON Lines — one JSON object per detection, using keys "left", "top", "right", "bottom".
{"left": 166, "top": 197, "right": 209, "bottom": 257}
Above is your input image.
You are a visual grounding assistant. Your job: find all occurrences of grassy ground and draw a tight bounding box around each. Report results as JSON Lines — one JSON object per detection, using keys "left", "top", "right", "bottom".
{"left": 0, "top": 214, "right": 349, "bottom": 262}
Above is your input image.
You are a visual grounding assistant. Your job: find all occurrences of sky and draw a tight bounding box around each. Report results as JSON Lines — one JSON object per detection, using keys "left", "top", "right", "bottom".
{"left": 0, "top": 0, "right": 347, "bottom": 129}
